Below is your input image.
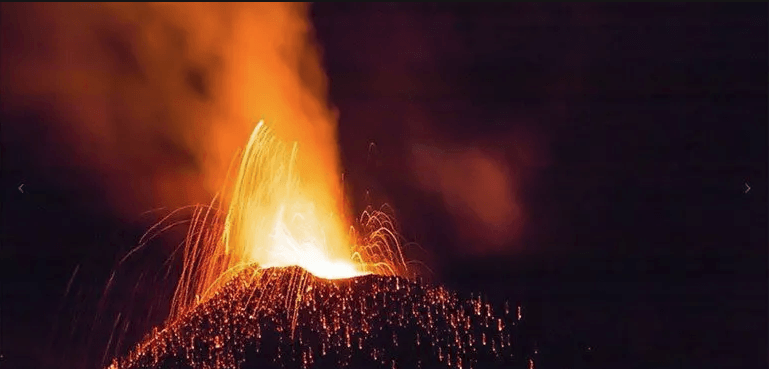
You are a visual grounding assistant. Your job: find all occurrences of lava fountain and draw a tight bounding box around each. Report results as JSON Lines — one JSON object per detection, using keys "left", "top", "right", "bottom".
{"left": 220, "top": 121, "right": 395, "bottom": 279}
{"left": 168, "top": 121, "right": 407, "bottom": 321}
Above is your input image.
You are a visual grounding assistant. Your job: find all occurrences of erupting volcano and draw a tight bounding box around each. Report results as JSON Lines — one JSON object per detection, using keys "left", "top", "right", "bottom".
{"left": 108, "top": 123, "right": 537, "bottom": 369}
{"left": 89, "top": 3, "right": 536, "bottom": 367}
{"left": 165, "top": 121, "right": 408, "bottom": 321}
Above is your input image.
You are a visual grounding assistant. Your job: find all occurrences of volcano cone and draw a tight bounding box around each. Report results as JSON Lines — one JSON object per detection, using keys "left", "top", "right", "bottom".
{"left": 111, "top": 266, "right": 536, "bottom": 369}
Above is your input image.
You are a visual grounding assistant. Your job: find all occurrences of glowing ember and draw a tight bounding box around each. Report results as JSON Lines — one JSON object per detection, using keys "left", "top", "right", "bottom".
{"left": 109, "top": 267, "right": 535, "bottom": 369}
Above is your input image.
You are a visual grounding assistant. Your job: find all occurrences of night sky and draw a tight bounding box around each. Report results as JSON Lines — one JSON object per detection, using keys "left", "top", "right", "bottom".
{"left": 2, "top": 4, "right": 767, "bottom": 369}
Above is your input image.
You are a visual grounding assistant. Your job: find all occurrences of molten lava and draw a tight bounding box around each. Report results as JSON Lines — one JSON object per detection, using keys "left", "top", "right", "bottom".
{"left": 169, "top": 121, "right": 406, "bottom": 319}
{"left": 221, "top": 121, "right": 368, "bottom": 280}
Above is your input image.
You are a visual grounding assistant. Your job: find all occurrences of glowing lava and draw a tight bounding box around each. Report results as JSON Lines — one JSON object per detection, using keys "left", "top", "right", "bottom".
{"left": 169, "top": 121, "right": 405, "bottom": 319}
{"left": 222, "top": 121, "right": 368, "bottom": 280}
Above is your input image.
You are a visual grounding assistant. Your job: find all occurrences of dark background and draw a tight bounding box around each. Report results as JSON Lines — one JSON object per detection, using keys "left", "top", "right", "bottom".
{"left": 2, "top": 3, "right": 767, "bottom": 369}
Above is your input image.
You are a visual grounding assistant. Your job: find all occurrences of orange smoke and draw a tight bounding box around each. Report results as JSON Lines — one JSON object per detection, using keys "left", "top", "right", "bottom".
{"left": 1, "top": 3, "right": 342, "bottom": 223}
{"left": 411, "top": 143, "right": 524, "bottom": 252}
{"left": 406, "top": 112, "right": 549, "bottom": 255}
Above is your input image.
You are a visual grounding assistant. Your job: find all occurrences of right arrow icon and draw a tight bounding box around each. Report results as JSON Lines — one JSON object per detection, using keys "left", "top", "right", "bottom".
{"left": 745, "top": 182, "right": 751, "bottom": 193}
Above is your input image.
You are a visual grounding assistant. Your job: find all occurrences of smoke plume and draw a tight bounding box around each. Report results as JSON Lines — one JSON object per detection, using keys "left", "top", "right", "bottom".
{"left": 408, "top": 120, "right": 549, "bottom": 255}
{"left": 1, "top": 3, "right": 342, "bottom": 220}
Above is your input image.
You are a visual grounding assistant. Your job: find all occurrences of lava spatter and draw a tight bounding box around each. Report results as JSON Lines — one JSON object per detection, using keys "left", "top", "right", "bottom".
{"left": 110, "top": 266, "right": 536, "bottom": 369}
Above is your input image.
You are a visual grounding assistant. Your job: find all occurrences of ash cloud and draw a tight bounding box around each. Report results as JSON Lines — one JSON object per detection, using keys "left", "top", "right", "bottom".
{"left": 1, "top": 3, "right": 341, "bottom": 219}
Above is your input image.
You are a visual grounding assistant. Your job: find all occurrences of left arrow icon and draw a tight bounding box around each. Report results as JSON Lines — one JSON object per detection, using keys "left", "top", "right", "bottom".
{"left": 18, "top": 184, "right": 24, "bottom": 193}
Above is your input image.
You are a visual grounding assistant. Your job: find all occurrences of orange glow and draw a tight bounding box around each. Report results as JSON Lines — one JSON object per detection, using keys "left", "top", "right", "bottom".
{"left": 168, "top": 121, "right": 408, "bottom": 319}
{"left": 221, "top": 121, "right": 367, "bottom": 280}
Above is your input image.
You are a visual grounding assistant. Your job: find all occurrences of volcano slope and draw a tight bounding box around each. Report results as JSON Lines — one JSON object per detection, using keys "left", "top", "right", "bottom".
{"left": 110, "top": 266, "right": 537, "bottom": 369}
